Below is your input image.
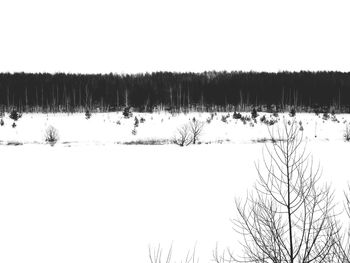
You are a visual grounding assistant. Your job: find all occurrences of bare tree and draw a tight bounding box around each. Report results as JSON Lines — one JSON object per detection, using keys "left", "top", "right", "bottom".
{"left": 189, "top": 118, "right": 204, "bottom": 144}
{"left": 224, "top": 120, "right": 340, "bottom": 263}
{"left": 333, "top": 185, "right": 350, "bottom": 262}
{"left": 173, "top": 124, "right": 192, "bottom": 147}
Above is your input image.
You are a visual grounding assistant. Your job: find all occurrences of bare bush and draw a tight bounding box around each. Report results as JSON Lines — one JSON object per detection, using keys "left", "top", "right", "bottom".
{"left": 173, "top": 124, "right": 192, "bottom": 147}
{"left": 149, "top": 245, "right": 198, "bottom": 263}
{"left": 189, "top": 118, "right": 205, "bottom": 144}
{"left": 225, "top": 120, "right": 340, "bottom": 263}
{"left": 45, "top": 125, "right": 59, "bottom": 146}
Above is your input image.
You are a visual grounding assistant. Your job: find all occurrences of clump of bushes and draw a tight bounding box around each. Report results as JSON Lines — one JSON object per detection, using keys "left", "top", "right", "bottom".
{"left": 240, "top": 115, "right": 251, "bottom": 125}
{"left": 233, "top": 111, "right": 242, "bottom": 119}
{"left": 331, "top": 112, "right": 338, "bottom": 122}
{"left": 123, "top": 106, "right": 132, "bottom": 118}
{"left": 251, "top": 108, "right": 258, "bottom": 119}
{"left": 173, "top": 118, "right": 205, "bottom": 146}
{"left": 85, "top": 110, "right": 92, "bottom": 119}
{"left": 221, "top": 114, "right": 229, "bottom": 123}
{"left": 45, "top": 125, "right": 59, "bottom": 146}
{"left": 9, "top": 109, "right": 22, "bottom": 121}
{"left": 289, "top": 108, "right": 296, "bottom": 117}
{"left": 322, "top": 112, "right": 330, "bottom": 120}
{"left": 172, "top": 124, "right": 192, "bottom": 146}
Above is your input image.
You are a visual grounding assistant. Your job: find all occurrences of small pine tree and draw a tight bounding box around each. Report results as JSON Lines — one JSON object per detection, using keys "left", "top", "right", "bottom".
{"left": 134, "top": 116, "right": 139, "bottom": 127}
{"left": 123, "top": 107, "right": 132, "bottom": 118}
{"left": 289, "top": 108, "right": 296, "bottom": 117}
{"left": 85, "top": 110, "right": 91, "bottom": 119}
{"left": 9, "top": 109, "right": 22, "bottom": 121}
{"left": 251, "top": 108, "right": 258, "bottom": 119}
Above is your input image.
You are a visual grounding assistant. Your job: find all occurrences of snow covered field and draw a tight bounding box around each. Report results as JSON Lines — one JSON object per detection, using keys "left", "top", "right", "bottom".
{"left": 0, "top": 112, "right": 350, "bottom": 263}
{"left": 0, "top": 111, "right": 349, "bottom": 145}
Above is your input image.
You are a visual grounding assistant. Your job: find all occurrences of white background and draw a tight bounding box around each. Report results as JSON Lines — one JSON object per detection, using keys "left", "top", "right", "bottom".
{"left": 0, "top": 0, "right": 350, "bottom": 73}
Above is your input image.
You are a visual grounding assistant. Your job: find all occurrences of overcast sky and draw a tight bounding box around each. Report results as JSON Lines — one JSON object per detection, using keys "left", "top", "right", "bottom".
{"left": 0, "top": 0, "right": 349, "bottom": 73}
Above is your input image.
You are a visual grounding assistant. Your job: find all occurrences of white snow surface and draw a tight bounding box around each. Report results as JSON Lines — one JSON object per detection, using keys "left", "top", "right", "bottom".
{"left": 0, "top": 111, "right": 349, "bottom": 145}
{"left": 0, "top": 112, "right": 349, "bottom": 263}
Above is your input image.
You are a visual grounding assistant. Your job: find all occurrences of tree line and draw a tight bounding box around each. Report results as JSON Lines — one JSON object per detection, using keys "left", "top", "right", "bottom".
{"left": 0, "top": 71, "right": 349, "bottom": 112}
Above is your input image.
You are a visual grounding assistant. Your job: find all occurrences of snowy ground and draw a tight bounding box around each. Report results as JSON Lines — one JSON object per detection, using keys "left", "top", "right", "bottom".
{"left": 0, "top": 112, "right": 349, "bottom": 263}
{"left": 0, "top": 111, "right": 349, "bottom": 145}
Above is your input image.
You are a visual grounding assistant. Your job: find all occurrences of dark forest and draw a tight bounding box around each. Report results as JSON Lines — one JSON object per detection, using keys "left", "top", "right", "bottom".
{"left": 0, "top": 71, "right": 349, "bottom": 113}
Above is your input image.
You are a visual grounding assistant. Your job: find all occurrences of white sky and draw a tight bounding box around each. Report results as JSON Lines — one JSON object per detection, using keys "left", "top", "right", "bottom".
{"left": 0, "top": 0, "right": 349, "bottom": 74}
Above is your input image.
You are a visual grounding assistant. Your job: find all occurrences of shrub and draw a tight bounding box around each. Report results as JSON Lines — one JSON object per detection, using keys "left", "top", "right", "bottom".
{"left": 173, "top": 124, "right": 192, "bottom": 147}
{"left": 345, "top": 124, "right": 350, "bottom": 141}
{"left": 322, "top": 112, "right": 330, "bottom": 120}
{"left": 206, "top": 113, "right": 214, "bottom": 124}
{"left": 134, "top": 117, "right": 139, "bottom": 127}
{"left": 12, "top": 122, "right": 16, "bottom": 128}
{"left": 260, "top": 115, "right": 266, "bottom": 123}
{"left": 123, "top": 106, "right": 132, "bottom": 118}
{"left": 233, "top": 111, "right": 242, "bottom": 119}
{"left": 240, "top": 115, "right": 251, "bottom": 123}
{"left": 289, "top": 107, "right": 296, "bottom": 117}
{"left": 251, "top": 108, "right": 258, "bottom": 119}
{"left": 140, "top": 117, "right": 146, "bottom": 123}
{"left": 45, "top": 125, "right": 59, "bottom": 146}
{"left": 9, "top": 109, "right": 22, "bottom": 121}
{"left": 0, "top": 119, "right": 4, "bottom": 126}
{"left": 331, "top": 114, "right": 338, "bottom": 122}
{"left": 221, "top": 115, "right": 228, "bottom": 123}
{"left": 85, "top": 110, "right": 91, "bottom": 119}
